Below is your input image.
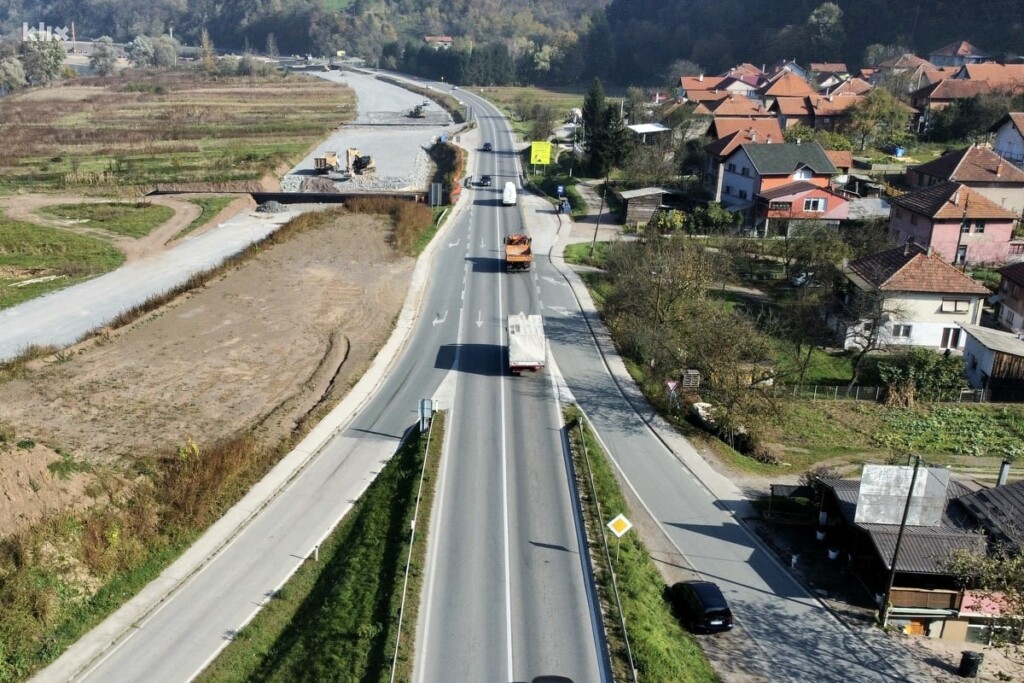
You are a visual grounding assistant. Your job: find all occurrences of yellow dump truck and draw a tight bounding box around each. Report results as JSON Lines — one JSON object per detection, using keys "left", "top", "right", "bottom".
{"left": 504, "top": 234, "right": 532, "bottom": 272}
{"left": 313, "top": 151, "right": 339, "bottom": 173}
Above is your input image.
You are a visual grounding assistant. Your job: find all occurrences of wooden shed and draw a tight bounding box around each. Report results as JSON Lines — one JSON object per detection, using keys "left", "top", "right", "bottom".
{"left": 616, "top": 187, "right": 685, "bottom": 227}
{"left": 961, "top": 324, "right": 1024, "bottom": 401}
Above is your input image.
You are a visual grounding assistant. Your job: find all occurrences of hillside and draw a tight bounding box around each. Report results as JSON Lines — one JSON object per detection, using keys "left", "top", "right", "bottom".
{"left": 1, "top": 0, "right": 1021, "bottom": 85}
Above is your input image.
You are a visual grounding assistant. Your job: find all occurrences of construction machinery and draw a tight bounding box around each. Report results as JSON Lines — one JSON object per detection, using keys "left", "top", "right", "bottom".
{"left": 346, "top": 147, "right": 376, "bottom": 175}
{"left": 504, "top": 234, "right": 532, "bottom": 272}
{"left": 313, "top": 151, "right": 340, "bottom": 174}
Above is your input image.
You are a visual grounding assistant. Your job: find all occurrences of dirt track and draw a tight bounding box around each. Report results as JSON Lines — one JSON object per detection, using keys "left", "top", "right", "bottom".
{"left": 0, "top": 208, "right": 412, "bottom": 534}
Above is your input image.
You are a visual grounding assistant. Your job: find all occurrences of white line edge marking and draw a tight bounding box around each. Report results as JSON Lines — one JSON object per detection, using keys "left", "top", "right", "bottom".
{"left": 497, "top": 187, "right": 515, "bottom": 683}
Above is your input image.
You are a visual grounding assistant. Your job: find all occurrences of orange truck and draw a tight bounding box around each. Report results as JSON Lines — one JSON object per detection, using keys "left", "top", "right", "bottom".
{"left": 504, "top": 234, "right": 532, "bottom": 272}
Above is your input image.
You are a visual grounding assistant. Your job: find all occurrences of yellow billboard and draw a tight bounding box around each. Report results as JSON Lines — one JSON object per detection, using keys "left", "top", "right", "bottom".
{"left": 530, "top": 141, "right": 553, "bottom": 165}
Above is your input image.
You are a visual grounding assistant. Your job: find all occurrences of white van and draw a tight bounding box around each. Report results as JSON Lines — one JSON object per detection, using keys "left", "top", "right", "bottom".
{"left": 502, "top": 182, "right": 517, "bottom": 206}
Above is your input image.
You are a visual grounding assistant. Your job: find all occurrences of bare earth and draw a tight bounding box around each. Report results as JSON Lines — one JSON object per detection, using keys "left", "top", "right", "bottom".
{"left": 0, "top": 206, "right": 412, "bottom": 535}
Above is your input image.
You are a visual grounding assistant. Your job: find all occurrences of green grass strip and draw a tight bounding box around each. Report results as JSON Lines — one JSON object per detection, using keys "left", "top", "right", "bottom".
{"left": 174, "top": 196, "right": 237, "bottom": 241}
{"left": 198, "top": 412, "right": 445, "bottom": 683}
{"left": 35, "top": 202, "right": 175, "bottom": 238}
{"left": 566, "top": 406, "right": 719, "bottom": 683}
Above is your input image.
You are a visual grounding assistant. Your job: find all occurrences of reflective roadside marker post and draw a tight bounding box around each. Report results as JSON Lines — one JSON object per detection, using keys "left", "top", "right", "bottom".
{"left": 607, "top": 513, "right": 634, "bottom": 562}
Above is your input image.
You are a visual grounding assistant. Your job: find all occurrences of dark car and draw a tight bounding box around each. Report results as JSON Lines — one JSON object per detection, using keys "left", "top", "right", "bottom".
{"left": 669, "top": 580, "right": 734, "bottom": 633}
{"left": 479, "top": 175, "right": 493, "bottom": 187}
{"left": 482, "top": 142, "right": 493, "bottom": 151}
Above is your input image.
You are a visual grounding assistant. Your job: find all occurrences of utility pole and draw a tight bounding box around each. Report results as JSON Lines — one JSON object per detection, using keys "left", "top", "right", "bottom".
{"left": 590, "top": 182, "right": 606, "bottom": 259}
{"left": 880, "top": 455, "right": 921, "bottom": 628}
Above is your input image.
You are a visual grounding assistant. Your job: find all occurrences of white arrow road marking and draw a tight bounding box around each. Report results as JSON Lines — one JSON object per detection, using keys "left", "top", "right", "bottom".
{"left": 475, "top": 310, "right": 483, "bottom": 328}
{"left": 448, "top": 238, "right": 461, "bottom": 248}
{"left": 432, "top": 310, "right": 448, "bottom": 327}
{"left": 546, "top": 305, "right": 572, "bottom": 317}
{"left": 540, "top": 275, "right": 567, "bottom": 287}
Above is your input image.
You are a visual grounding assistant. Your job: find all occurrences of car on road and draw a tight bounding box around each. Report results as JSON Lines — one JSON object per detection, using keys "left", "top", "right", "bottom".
{"left": 482, "top": 142, "right": 493, "bottom": 152}
{"left": 669, "top": 580, "right": 734, "bottom": 633}
{"left": 479, "top": 175, "right": 492, "bottom": 187}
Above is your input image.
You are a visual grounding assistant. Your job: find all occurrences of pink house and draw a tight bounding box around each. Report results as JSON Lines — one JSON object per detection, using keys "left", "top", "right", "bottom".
{"left": 756, "top": 181, "right": 849, "bottom": 236}
{"left": 888, "top": 181, "right": 1018, "bottom": 266}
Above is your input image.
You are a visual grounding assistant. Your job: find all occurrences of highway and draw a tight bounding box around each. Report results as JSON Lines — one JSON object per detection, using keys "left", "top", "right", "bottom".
{"left": 44, "top": 77, "right": 608, "bottom": 683}
{"left": 413, "top": 100, "right": 607, "bottom": 682}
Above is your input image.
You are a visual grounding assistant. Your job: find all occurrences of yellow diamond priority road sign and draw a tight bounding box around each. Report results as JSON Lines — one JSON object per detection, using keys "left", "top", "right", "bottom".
{"left": 607, "top": 513, "right": 633, "bottom": 538}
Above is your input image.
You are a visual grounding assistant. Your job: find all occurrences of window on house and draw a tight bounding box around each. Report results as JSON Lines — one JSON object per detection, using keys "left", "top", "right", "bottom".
{"left": 941, "top": 298, "right": 971, "bottom": 313}
{"left": 725, "top": 185, "right": 732, "bottom": 195}
{"left": 738, "top": 190, "right": 748, "bottom": 199}
{"left": 969, "top": 353, "right": 978, "bottom": 370}
{"left": 891, "top": 324, "right": 913, "bottom": 338}
{"left": 769, "top": 201, "right": 792, "bottom": 211}
{"left": 1006, "top": 310, "right": 1016, "bottom": 325}
{"left": 975, "top": 221, "right": 986, "bottom": 233}
{"left": 910, "top": 213, "right": 918, "bottom": 225}
{"left": 741, "top": 167, "right": 750, "bottom": 176}
{"left": 793, "top": 167, "right": 812, "bottom": 180}
{"left": 727, "top": 163, "right": 736, "bottom": 172}
{"left": 956, "top": 245, "right": 968, "bottom": 264}
{"left": 961, "top": 221, "right": 970, "bottom": 233}
{"left": 804, "top": 197, "right": 826, "bottom": 212}
{"left": 941, "top": 327, "right": 962, "bottom": 349}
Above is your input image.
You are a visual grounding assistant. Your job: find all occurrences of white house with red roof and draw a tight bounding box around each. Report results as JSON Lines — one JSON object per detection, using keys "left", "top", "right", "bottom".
{"left": 991, "top": 112, "right": 1024, "bottom": 168}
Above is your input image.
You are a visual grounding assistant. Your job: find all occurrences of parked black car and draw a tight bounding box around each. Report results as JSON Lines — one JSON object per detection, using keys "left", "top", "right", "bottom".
{"left": 479, "top": 175, "right": 493, "bottom": 187}
{"left": 669, "top": 580, "right": 734, "bottom": 633}
{"left": 482, "top": 141, "right": 493, "bottom": 151}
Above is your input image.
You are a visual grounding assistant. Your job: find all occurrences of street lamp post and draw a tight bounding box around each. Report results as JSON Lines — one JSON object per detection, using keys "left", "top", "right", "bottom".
{"left": 879, "top": 455, "right": 921, "bottom": 628}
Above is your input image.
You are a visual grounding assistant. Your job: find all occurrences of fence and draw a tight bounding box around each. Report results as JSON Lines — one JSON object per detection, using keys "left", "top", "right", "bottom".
{"left": 774, "top": 384, "right": 989, "bottom": 403}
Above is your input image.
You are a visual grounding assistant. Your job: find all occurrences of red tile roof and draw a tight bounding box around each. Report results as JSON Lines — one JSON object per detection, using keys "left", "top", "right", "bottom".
{"left": 847, "top": 243, "right": 990, "bottom": 294}
{"left": 828, "top": 78, "right": 872, "bottom": 96}
{"left": 772, "top": 96, "right": 814, "bottom": 116}
{"left": 825, "top": 150, "right": 853, "bottom": 169}
{"left": 956, "top": 63, "right": 1024, "bottom": 88}
{"left": 911, "top": 79, "right": 992, "bottom": 102}
{"left": 891, "top": 181, "right": 1019, "bottom": 220}
{"left": 911, "top": 144, "right": 1024, "bottom": 184}
{"left": 761, "top": 71, "right": 817, "bottom": 98}
{"left": 810, "top": 62, "right": 848, "bottom": 73}
{"left": 705, "top": 93, "right": 773, "bottom": 117}
{"left": 710, "top": 117, "right": 784, "bottom": 141}
{"left": 680, "top": 75, "right": 729, "bottom": 92}
{"left": 682, "top": 89, "right": 731, "bottom": 104}
{"left": 705, "top": 121, "right": 785, "bottom": 158}
{"left": 879, "top": 53, "right": 933, "bottom": 70}
{"left": 810, "top": 94, "right": 861, "bottom": 115}
{"left": 725, "top": 63, "right": 766, "bottom": 80}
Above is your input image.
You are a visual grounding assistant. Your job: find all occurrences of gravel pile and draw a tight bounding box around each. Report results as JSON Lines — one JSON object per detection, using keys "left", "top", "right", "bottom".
{"left": 256, "top": 200, "right": 289, "bottom": 213}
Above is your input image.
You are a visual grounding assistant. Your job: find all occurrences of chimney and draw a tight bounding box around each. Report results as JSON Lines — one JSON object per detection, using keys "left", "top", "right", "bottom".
{"left": 766, "top": 135, "right": 773, "bottom": 144}
{"left": 751, "top": 129, "right": 758, "bottom": 143}
{"left": 904, "top": 240, "right": 911, "bottom": 255}
{"left": 699, "top": 73, "right": 704, "bottom": 82}
{"left": 996, "top": 158, "right": 1003, "bottom": 177}
{"left": 952, "top": 187, "right": 961, "bottom": 205}
{"left": 997, "top": 459, "right": 1011, "bottom": 486}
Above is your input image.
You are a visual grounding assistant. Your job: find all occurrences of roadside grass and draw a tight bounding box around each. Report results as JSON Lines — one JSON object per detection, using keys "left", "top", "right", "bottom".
{"left": 35, "top": 202, "right": 175, "bottom": 238}
{"left": 173, "top": 196, "right": 237, "bottom": 241}
{"left": 0, "top": 203, "right": 443, "bottom": 678}
{"left": 566, "top": 406, "right": 719, "bottom": 683}
{"left": 0, "top": 71, "right": 354, "bottom": 194}
{"left": 563, "top": 241, "right": 609, "bottom": 269}
{"left": 197, "top": 413, "right": 444, "bottom": 683}
{"left": 0, "top": 214, "right": 125, "bottom": 309}
{"left": 471, "top": 86, "right": 585, "bottom": 139}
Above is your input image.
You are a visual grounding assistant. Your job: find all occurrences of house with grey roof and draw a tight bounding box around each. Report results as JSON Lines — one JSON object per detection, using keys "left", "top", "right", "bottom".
{"left": 716, "top": 141, "right": 837, "bottom": 227}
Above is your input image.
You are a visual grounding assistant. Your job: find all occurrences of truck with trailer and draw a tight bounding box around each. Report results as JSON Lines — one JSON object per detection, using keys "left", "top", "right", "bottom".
{"left": 507, "top": 312, "right": 546, "bottom": 373}
{"left": 504, "top": 234, "right": 532, "bottom": 272}
{"left": 313, "top": 151, "right": 340, "bottom": 173}
{"left": 502, "top": 182, "right": 517, "bottom": 206}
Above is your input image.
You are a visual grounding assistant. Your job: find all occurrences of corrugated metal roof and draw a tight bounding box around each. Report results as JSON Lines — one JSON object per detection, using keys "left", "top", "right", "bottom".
{"left": 957, "top": 480, "right": 1024, "bottom": 549}
{"left": 961, "top": 324, "right": 1024, "bottom": 356}
{"left": 821, "top": 476, "right": 983, "bottom": 574}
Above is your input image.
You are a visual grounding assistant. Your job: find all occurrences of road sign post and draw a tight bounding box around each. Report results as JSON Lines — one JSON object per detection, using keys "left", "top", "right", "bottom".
{"left": 607, "top": 513, "right": 633, "bottom": 562}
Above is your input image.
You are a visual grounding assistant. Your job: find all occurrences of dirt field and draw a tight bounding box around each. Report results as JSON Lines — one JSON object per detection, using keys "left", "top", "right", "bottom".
{"left": 0, "top": 207, "right": 413, "bottom": 535}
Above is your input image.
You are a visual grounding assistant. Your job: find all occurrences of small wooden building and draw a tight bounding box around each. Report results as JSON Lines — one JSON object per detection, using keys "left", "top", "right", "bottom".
{"left": 961, "top": 324, "right": 1024, "bottom": 401}
{"left": 616, "top": 187, "right": 685, "bottom": 227}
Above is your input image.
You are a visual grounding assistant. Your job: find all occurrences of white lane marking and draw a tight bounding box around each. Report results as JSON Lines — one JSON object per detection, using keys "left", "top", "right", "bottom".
{"left": 432, "top": 310, "right": 447, "bottom": 327}
{"left": 416, "top": 306, "right": 468, "bottom": 683}
{"left": 497, "top": 189, "right": 515, "bottom": 683}
{"left": 540, "top": 275, "right": 566, "bottom": 288}
{"left": 475, "top": 310, "right": 483, "bottom": 328}
{"left": 546, "top": 305, "right": 572, "bottom": 317}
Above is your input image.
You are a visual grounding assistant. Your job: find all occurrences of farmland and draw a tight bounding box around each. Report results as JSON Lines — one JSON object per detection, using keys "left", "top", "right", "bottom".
{"left": 0, "top": 71, "right": 355, "bottom": 194}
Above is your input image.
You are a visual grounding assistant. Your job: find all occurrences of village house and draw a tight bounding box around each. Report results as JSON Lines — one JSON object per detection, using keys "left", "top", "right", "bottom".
{"left": 960, "top": 325, "right": 1024, "bottom": 400}
{"left": 906, "top": 144, "right": 1024, "bottom": 221}
{"left": 929, "top": 40, "right": 990, "bottom": 68}
{"left": 829, "top": 243, "right": 989, "bottom": 351}
{"left": 995, "top": 262, "right": 1024, "bottom": 333}
{"left": 888, "top": 182, "right": 1018, "bottom": 266}
{"left": 991, "top": 112, "right": 1024, "bottom": 167}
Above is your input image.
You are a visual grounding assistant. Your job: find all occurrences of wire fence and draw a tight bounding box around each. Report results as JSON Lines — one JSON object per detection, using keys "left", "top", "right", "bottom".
{"left": 773, "top": 384, "right": 989, "bottom": 403}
